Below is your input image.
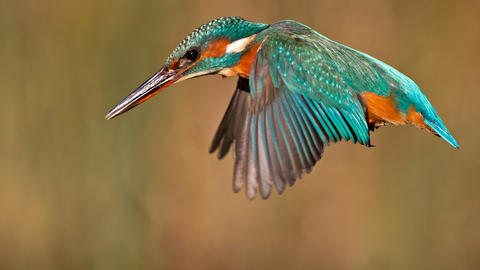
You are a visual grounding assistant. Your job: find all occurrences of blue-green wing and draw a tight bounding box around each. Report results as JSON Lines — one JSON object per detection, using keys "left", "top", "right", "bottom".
{"left": 211, "top": 29, "right": 374, "bottom": 199}
{"left": 269, "top": 20, "right": 458, "bottom": 148}
{"left": 245, "top": 30, "right": 372, "bottom": 198}
{"left": 211, "top": 21, "right": 457, "bottom": 199}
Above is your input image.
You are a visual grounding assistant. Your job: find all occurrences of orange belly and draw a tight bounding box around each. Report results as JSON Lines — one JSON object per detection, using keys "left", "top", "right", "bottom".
{"left": 363, "top": 92, "right": 433, "bottom": 132}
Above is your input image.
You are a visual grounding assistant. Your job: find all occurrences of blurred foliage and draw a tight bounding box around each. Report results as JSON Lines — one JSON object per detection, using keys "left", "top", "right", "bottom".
{"left": 0, "top": 0, "right": 479, "bottom": 269}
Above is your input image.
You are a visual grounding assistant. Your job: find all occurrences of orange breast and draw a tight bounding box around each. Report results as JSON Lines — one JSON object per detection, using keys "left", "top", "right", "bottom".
{"left": 202, "top": 38, "right": 232, "bottom": 58}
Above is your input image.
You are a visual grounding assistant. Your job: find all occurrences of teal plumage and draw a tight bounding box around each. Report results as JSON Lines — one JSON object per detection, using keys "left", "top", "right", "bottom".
{"left": 106, "top": 17, "right": 458, "bottom": 199}
{"left": 166, "top": 17, "right": 268, "bottom": 63}
{"left": 251, "top": 20, "right": 457, "bottom": 146}
{"left": 166, "top": 17, "right": 268, "bottom": 77}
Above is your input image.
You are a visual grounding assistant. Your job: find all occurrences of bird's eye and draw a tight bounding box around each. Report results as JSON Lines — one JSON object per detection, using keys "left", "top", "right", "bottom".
{"left": 185, "top": 49, "right": 199, "bottom": 61}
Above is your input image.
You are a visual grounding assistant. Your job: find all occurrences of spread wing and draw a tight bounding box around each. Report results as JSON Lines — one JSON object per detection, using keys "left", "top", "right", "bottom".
{"left": 211, "top": 27, "right": 378, "bottom": 199}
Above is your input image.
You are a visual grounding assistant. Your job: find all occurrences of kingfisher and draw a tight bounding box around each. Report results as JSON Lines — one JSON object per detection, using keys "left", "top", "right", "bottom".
{"left": 106, "top": 17, "right": 459, "bottom": 200}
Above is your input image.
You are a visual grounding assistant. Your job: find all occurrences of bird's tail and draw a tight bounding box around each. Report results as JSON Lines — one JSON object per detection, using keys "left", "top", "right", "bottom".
{"left": 423, "top": 117, "right": 459, "bottom": 148}
{"left": 364, "top": 90, "right": 459, "bottom": 149}
{"left": 361, "top": 57, "right": 459, "bottom": 149}
{"left": 400, "top": 75, "right": 459, "bottom": 149}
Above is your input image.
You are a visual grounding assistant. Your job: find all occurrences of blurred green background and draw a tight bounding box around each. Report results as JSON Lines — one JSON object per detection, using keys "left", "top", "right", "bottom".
{"left": 1, "top": 0, "right": 479, "bottom": 269}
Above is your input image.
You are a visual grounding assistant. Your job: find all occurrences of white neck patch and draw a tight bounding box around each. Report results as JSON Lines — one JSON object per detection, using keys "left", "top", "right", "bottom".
{"left": 225, "top": 34, "right": 257, "bottom": 54}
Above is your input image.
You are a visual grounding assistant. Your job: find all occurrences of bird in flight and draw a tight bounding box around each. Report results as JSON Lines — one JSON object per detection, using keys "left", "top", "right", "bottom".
{"left": 106, "top": 17, "right": 458, "bottom": 200}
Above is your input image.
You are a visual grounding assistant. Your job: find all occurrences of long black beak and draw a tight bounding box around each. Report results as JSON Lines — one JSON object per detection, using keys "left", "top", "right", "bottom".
{"left": 106, "top": 67, "right": 177, "bottom": 120}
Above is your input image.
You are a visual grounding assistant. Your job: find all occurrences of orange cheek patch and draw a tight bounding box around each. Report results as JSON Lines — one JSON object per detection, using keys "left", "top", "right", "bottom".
{"left": 219, "top": 42, "right": 260, "bottom": 78}
{"left": 202, "top": 38, "right": 231, "bottom": 58}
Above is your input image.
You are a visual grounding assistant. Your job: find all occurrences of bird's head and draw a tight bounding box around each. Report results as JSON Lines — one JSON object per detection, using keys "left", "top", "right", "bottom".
{"left": 106, "top": 17, "right": 268, "bottom": 119}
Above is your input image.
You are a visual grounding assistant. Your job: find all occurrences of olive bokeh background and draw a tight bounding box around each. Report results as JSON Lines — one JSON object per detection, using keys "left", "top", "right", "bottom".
{"left": 1, "top": 0, "right": 479, "bottom": 269}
